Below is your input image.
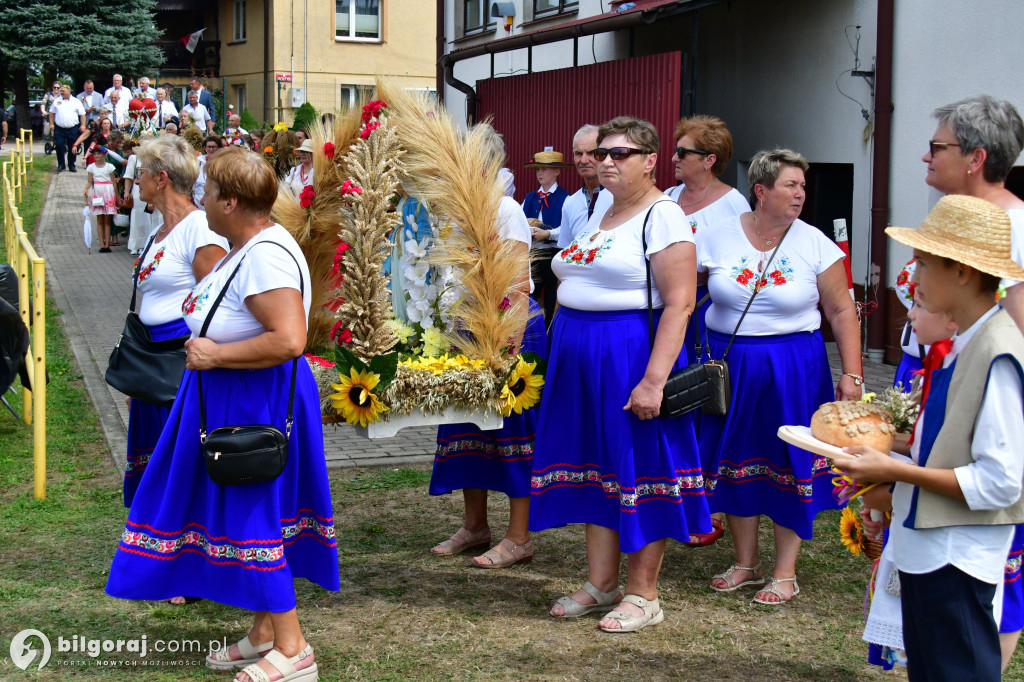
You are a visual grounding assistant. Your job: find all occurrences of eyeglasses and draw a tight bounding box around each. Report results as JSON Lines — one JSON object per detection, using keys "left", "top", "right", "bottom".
{"left": 593, "top": 147, "right": 650, "bottom": 162}
{"left": 573, "top": 148, "right": 598, "bottom": 159}
{"left": 928, "top": 140, "right": 962, "bottom": 156}
{"left": 675, "top": 146, "right": 711, "bottom": 158}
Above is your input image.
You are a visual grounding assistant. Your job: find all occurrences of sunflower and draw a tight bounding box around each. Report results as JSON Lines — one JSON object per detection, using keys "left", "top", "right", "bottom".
{"left": 839, "top": 506, "right": 864, "bottom": 557}
{"left": 498, "top": 356, "right": 544, "bottom": 417}
{"left": 330, "top": 367, "right": 389, "bottom": 426}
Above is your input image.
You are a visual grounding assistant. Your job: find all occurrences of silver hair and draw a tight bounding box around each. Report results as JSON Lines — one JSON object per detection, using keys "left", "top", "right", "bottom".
{"left": 138, "top": 76, "right": 149, "bottom": 84}
{"left": 572, "top": 124, "right": 600, "bottom": 150}
{"left": 933, "top": 95, "right": 1024, "bottom": 183}
{"left": 471, "top": 122, "right": 506, "bottom": 167}
{"left": 155, "top": 88, "right": 165, "bottom": 96}
{"left": 135, "top": 135, "right": 199, "bottom": 194}
{"left": 747, "top": 148, "right": 809, "bottom": 206}
{"left": 113, "top": 74, "right": 123, "bottom": 81}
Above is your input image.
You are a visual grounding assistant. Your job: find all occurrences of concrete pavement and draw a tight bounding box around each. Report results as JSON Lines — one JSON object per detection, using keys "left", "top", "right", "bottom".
{"left": 12, "top": 141, "right": 896, "bottom": 474}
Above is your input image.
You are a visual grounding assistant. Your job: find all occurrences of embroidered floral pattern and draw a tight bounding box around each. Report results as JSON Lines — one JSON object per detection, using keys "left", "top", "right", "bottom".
{"left": 531, "top": 467, "right": 705, "bottom": 507}
{"left": 435, "top": 438, "right": 534, "bottom": 462}
{"left": 281, "top": 513, "right": 338, "bottom": 544}
{"left": 1007, "top": 550, "right": 1022, "bottom": 578}
{"left": 181, "top": 281, "right": 213, "bottom": 316}
{"left": 689, "top": 217, "right": 698, "bottom": 235}
{"left": 896, "top": 258, "right": 917, "bottom": 304}
{"left": 124, "top": 452, "right": 152, "bottom": 475}
{"left": 708, "top": 455, "right": 830, "bottom": 498}
{"left": 558, "top": 237, "right": 614, "bottom": 266}
{"left": 730, "top": 256, "right": 795, "bottom": 291}
{"left": 135, "top": 247, "right": 165, "bottom": 284}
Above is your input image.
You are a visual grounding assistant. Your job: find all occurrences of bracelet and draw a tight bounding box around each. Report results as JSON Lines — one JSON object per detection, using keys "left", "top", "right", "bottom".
{"left": 842, "top": 373, "right": 864, "bottom": 386}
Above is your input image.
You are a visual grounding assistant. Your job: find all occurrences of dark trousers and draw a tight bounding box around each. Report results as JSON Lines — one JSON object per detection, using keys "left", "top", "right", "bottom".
{"left": 900, "top": 565, "right": 1001, "bottom": 682}
{"left": 530, "top": 247, "right": 560, "bottom": 325}
{"left": 54, "top": 125, "right": 79, "bottom": 169}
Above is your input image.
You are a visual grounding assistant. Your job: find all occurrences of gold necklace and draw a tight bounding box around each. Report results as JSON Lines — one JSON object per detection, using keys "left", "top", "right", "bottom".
{"left": 677, "top": 181, "right": 713, "bottom": 208}
{"left": 606, "top": 185, "right": 654, "bottom": 218}
{"left": 752, "top": 211, "right": 780, "bottom": 247}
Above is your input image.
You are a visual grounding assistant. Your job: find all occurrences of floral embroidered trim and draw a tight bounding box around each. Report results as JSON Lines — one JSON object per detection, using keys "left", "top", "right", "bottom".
{"left": 281, "top": 513, "right": 337, "bottom": 544}
{"left": 896, "top": 258, "right": 917, "bottom": 304}
{"left": 1007, "top": 552, "right": 1022, "bottom": 578}
{"left": 182, "top": 281, "right": 212, "bottom": 316}
{"left": 730, "top": 256, "right": 795, "bottom": 291}
{"left": 435, "top": 438, "right": 534, "bottom": 462}
{"left": 120, "top": 527, "right": 286, "bottom": 565}
{"left": 531, "top": 467, "right": 705, "bottom": 508}
{"left": 135, "top": 247, "right": 165, "bottom": 284}
{"left": 689, "top": 217, "right": 698, "bottom": 235}
{"left": 124, "top": 452, "right": 152, "bottom": 475}
{"left": 708, "top": 455, "right": 830, "bottom": 498}
{"left": 558, "top": 238, "right": 614, "bottom": 266}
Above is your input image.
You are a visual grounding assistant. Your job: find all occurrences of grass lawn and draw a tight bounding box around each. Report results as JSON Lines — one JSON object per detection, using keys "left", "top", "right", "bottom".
{"left": 2, "top": 159, "right": 1022, "bottom": 680}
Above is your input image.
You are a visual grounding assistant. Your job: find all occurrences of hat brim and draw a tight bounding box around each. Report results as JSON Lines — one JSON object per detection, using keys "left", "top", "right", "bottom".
{"left": 886, "top": 226, "right": 1024, "bottom": 281}
{"left": 524, "top": 162, "right": 572, "bottom": 168}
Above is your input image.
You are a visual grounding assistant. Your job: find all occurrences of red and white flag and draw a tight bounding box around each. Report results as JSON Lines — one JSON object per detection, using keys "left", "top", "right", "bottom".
{"left": 181, "top": 28, "right": 206, "bottom": 53}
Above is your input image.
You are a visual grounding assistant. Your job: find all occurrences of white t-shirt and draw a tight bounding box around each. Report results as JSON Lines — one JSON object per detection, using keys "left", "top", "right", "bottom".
{"left": 181, "top": 103, "right": 212, "bottom": 132}
{"left": 699, "top": 216, "right": 844, "bottom": 335}
{"left": 193, "top": 157, "right": 207, "bottom": 210}
{"left": 558, "top": 186, "right": 612, "bottom": 249}
{"left": 182, "top": 225, "right": 311, "bottom": 344}
{"left": 285, "top": 164, "right": 314, "bottom": 200}
{"left": 87, "top": 162, "right": 115, "bottom": 184}
{"left": 136, "top": 211, "right": 229, "bottom": 326}
{"left": 663, "top": 185, "right": 750, "bottom": 237}
{"left": 497, "top": 196, "right": 533, "bottom": 294}
{"left": 554, "top": 199, "right": 692, "bottom": 311}
{"left": 49, "top": 96, "right": 86, "bottom": 128}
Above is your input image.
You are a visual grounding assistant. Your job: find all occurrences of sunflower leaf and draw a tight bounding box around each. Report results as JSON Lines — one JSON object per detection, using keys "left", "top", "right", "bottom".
{"left": 368, "top": 351, "right": 399, "bottom": 390}
{"left": 336, "top": 346, "right": 370, "bottom": 376}
{"left": 520, "top": 351, "right": 547, "bottom": 377}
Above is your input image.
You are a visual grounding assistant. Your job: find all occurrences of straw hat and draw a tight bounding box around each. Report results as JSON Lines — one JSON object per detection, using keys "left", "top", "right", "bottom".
{"left": 886, "top": 194, "right": 1024, "bottom": 281}
{"left": 296, "top": 139, "right": 314, "bottom": 154}
{"left": 525, "top": 150, "right": 571, "bottom": 168}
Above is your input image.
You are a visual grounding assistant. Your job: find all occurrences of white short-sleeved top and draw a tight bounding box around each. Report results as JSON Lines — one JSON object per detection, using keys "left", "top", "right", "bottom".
{"left": 663, "top": 185, "right": 750, "bottom": 237}
{"left": 554, "top": 199, "right": 693, "bottom": 311}
{"left": 136, "top": 211, "right": 229, "bottom": 326}
{"left": 497, "top": 196, "right": 534, "bottom": 294}
{"left": 87, "top": 162, "right": 115, "bottom": 184}
{"left": 182, "top": 224, "right": 311, "bottom": 344}
{"left": 699, "top": 216, "right": 844, "bottom": 335}
{"left": 1002, "top": 209, "right": 1024, "bottom": 289}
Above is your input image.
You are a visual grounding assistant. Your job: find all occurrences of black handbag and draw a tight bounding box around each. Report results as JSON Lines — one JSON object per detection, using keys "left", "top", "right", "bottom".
{"left": 198, "top": 242, "right": 303, "bottom": 486}
{"left": 641, "top": 204, "right": 787, "bottom": 417}
{"left": 105, "top": 235, "right": 189, "bottom": 406}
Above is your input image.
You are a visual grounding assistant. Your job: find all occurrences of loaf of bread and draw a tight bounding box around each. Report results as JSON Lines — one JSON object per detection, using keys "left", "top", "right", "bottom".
{"left": 810, "top": 401, "right": 896, "bottom": 452}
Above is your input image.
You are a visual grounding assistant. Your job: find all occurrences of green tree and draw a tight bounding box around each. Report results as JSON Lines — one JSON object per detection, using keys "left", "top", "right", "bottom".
{"left": 292, "top": 102, "right": 318, "bottom": 133}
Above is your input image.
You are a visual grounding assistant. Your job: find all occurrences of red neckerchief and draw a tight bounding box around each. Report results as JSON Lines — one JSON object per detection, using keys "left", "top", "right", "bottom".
{"left": 536, "top": 190, "right": 550, "bottom": 209}
{"left": 907, "top": 338, "right": 954, "bottom": 446}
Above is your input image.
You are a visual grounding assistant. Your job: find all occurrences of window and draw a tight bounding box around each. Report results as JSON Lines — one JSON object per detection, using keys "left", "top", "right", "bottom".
{"left": 463, "top": 0, "right": 495, "bottom": 34}
{"left": 235, "top": 85, "right": 246, "bottom": 116}
{"left": 534, "top": 0, "right": 578, "bottom": 16}
{"left": 232, "top": 0, "right": 247, "bottom": 41}
{"left": 336, "top": 0, "right": 381, "bottom": 41}
{"left": 340, "top": 84, "right": 375, "bottom": 110}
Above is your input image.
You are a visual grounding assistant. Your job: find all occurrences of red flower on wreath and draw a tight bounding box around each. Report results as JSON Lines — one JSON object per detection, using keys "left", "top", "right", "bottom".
{"left": 330, "top": 321, "right": 352, "bottom": 344}
{"left": 304, "top": 353, "right": 336, "bottom": 368}
{"left": 332, "top": 241, "right": 351, "bottom": 276}
{"left": 360, "top": 121, "right": 381, "bottom": 139}
{"left": 498, "top": 296, "right": 511, "bottom": 312}
{"left": 322, "top": 142, "right": 335, "bottom": 159}
{"left": 299, "top": 185, "right": 316, "bottom": 209}
{"left": 361, "top": 100, "right": 388, "bottom": 123}
{"left": 339, "top": 179, "right": 363, "bottom": 197}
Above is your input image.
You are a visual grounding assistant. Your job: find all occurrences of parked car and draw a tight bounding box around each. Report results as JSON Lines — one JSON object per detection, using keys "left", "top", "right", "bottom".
{"left": 5, "top": 101, "right": 45, "bottom": 139}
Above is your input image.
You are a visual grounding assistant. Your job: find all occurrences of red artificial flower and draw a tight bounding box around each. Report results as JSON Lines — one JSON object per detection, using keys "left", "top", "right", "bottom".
{"left": 323, "top": 142, "right": 335, "bottom": 159}
{"left": 332, "top": 241, "right": 351, "bottom": 275}
{"left": 299, "top": 184, "right": 316, "bottom": 209}
{"left": 330, "top": 321, "right": 352, "bottom": 344}
{"left": 303, "top": 353, "right": 336, "bottom": 368}
{"left": 359, "top": 121, "right": 381, "bottom": 139}
{"left": 498, "top": 296, "right": 511, "bottom": 312}
{"left": 339, "top": 179, "right": 363, "bottom": 197}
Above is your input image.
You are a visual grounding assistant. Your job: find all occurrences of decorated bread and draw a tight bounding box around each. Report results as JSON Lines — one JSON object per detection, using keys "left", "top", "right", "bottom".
{"left": 810, "top": 401, "right": 896, "bottom": 452}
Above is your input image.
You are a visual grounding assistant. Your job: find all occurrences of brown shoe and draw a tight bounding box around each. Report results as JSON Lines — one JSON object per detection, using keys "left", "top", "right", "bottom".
{"left": 430, "top": 527, "right": 491, "bottom": 556}
{"left": 472, "top": 538, "right": 533, "bottom": 569}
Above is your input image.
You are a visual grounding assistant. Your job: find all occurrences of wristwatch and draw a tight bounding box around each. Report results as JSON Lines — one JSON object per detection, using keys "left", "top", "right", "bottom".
{"left": 842, "top": 373, "right": 864, "bottom": 386}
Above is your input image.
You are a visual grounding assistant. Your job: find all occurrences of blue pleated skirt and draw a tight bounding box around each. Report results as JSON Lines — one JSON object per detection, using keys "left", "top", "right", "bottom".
{"left": 1002, "top": 524, "right": 1024, "bottom": 633}
{"left": 699, "top": 329, "right": 839, "bottom": 539}
{"left": 528, "top": 307, "right": 711, "bottom": 554}
{"left": 123, "top": 318, "right": 189, "bottom": 508}
{"left": 106, "top": 360, "right": 340, "bottom": 612}
{"left": 892, "top": 354, "right": 922, "bottom": 393}
{"left": 431, "top": 300, "right": 548, "bottom": 499}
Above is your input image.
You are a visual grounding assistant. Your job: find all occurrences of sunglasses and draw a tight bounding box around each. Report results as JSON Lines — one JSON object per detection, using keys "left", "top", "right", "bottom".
{"left": 928, "top": 140, "right": 961, "bottom": 156}
{"left": 675, "top": 146, "right": 711, "bottom": 158}
{"left": 593, "top": 147, "right": 650, "bottom": 162}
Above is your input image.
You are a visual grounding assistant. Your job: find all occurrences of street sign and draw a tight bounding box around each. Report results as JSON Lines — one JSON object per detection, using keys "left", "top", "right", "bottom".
{"left": 275, "top": 73, "right": 293, "bottom": 83}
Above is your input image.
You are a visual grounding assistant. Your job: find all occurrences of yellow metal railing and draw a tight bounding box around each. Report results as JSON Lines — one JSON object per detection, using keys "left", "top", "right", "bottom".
{"left": 3, "top": 129, "right": 47, "bottom": 499}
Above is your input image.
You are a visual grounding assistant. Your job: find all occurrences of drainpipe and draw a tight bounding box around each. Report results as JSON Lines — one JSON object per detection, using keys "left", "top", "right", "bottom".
{"left": 445, "top": 63, "right": 478, "bottom": 123}
{"left": 264, "top": 0, "right": 272, "bottom": 124}
{"left": 867, "top": 0, "right": 894, "bottom": 362}
{"left": 437, "top": 0, "right": 446, "bottom": 105}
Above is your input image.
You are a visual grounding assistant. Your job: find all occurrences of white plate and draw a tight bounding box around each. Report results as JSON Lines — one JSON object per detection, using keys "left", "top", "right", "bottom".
{"left": 776, "top": 424, "right": 849, "bottom": 460}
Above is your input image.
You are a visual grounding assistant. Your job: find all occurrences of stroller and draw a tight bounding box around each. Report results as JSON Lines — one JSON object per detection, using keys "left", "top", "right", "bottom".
{"left": 0, "top": 264, "right": 33, "bottom": 419}
{"left": 44, "top": 134, "right": 55, "bottom": 155}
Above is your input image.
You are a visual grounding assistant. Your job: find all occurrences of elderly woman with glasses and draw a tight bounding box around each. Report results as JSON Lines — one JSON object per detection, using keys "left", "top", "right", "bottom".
{"left": 699, "top": 149, "right": 861, "bottom": 605}
{"left": 530, "top": 116, "right": 711, "bottom": 632}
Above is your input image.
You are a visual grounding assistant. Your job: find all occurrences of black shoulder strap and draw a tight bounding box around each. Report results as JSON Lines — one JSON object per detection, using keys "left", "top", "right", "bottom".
{"left": 129, "top": 233, "right": 158, "bottom": 313}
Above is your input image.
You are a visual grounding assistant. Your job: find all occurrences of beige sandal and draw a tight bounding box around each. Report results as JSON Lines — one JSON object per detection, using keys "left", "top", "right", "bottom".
{"left": 472, "top": 538, "right": 532, "bottom": 568}
{"left": 753, "top": 576, "right": 800, "bottom": 605}
{"left": 205, "top": 635, "right": 273, "bottom": 670}
{"left": 551, "top": 581, "right": 621, "bottom": 618}
{"left": 237, "top": 645, "right": 317, "bottom": 682}
{"left": 710, "top": 562, "right": 764, "bottom": 592}
{"left": 430, "top": 527, "right": 491, "bottom": 556}
{"left": 599, "top": 594, "right": 664, "bottom": 633}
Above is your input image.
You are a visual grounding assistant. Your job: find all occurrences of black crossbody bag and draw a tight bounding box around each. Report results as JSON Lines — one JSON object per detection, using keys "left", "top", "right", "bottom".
{"left": 641, "top": 204, "right": 787, "bottom": 417}
{"left": 105, "top": 234, "right": 189, "bottom": 406}
{"left": 197, "top": 241, "right": 303, "bottom": 486}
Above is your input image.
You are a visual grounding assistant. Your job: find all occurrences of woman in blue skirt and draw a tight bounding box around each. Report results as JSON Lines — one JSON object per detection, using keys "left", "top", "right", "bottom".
{"left": 121, "top": 135, "right": 227, "bottom": 509}
{"left": 698, "top": 149, "right": 861, "bottom": 604}
{"left": 530, "top": 117, "right": 711, "bottom": 632}
{"left": 107, "top": 148, "right": 338, "bottom": 682}
{"left": 430, "top": 125, "right": 547, "bottom": 569}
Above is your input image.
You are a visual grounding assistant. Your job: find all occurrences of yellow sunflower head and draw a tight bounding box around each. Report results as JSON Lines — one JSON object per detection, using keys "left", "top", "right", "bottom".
{"left": 839, "top": 506, "right": 864, "bottom": 557}
{"left": 499, "top": 356, "right": 544, "bottom": 417}
{"left": 330, "top": 367, "right": 388, "bottom": 426}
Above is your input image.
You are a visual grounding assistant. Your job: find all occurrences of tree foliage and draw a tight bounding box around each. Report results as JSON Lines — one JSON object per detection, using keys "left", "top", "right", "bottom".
{"left": 292, "top": 102, "right": 319, "bottom": 133}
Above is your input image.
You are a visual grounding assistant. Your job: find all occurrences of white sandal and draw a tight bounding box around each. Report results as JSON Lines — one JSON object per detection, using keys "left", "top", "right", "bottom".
{"left": 550, "top": 581, "right": 621, "bottom": 618}
{"left": 237, "top": 645, "right": 318, "bottom": 682}
{"left": 710, "top": 562, "right": 764, "bottom": 593}
{"left": 598, "top": 594, "right": 664, "bottom": 633}
{"left": 752, "top": 576, "right": 800, "bottom": 605}
{"left": 205, "top": 635, "right": 273, "bottom": 670}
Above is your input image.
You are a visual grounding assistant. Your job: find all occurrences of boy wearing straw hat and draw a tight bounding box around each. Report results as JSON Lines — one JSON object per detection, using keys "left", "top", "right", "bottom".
{"left": 834, "top": 194, "right": 1024, "bottom": 680}
{"left": 523, "top": 149, "right": 571, "bottom": 322}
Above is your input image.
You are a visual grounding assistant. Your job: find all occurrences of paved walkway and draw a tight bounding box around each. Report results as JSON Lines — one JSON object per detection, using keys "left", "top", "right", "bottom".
{"left": 12, "top": 142, "right": 896, "bottom": 473}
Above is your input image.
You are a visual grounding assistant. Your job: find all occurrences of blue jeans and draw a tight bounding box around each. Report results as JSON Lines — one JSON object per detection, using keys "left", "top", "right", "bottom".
{"left": 54, "top": 125, "right": 79, "bottom": 169}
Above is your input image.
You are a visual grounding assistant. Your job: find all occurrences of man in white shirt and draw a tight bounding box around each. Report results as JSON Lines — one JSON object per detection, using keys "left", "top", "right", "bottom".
{"left": 558, "top": 124, "right": 612, "bottom": 249}
{"left": 48, "top": 85, "right": 86, "bottom": 172}
{"left": 224, "top": 114, "right": 248, "bottom": 138}
{"left": 189, "top": 77, "right": 216, "bottom": 122}
{"left": 180, "top": 91, "right": 213, "bottom": 133}
{"left": 77, "top": 80, "right": 105, "bottom": 124}
{"left": 104, "top": 74, "right": 133, "bottom": 108}
{"left": 107, "top": 91, "right": 129, "bottom": 130}
{"left": 152, "top": 88, "right": 178, "bottom": 129}
{"left": 134, "top": 76, "right": 154, "bottom": 100}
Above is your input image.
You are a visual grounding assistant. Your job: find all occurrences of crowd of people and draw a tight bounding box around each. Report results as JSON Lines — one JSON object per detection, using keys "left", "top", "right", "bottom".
{"left": 51, "top": 81, "right": 1021, "bottom": 681}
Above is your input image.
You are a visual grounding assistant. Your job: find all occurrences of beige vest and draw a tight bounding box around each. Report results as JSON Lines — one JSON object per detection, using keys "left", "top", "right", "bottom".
{"left": 910, "top": 309, "right": 1024, "bottom": 529}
